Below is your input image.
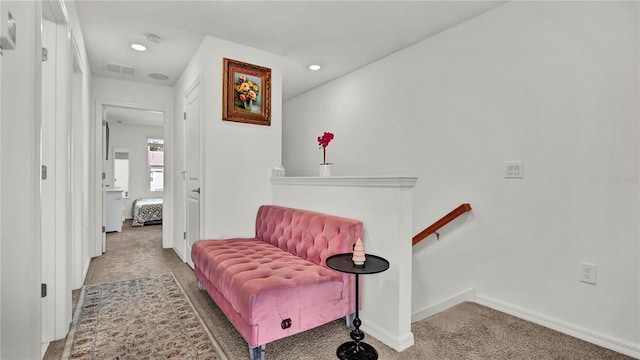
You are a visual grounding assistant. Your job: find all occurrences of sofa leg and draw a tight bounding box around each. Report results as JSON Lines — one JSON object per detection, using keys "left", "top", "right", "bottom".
{"left": 249, "top": 344, "right": 266, "bottom": 360}
{"left": 197, "top": 280, "right": 204, "bottom": 291}
{"left": 345, "top": 313, "right": 355, "bottom": 330}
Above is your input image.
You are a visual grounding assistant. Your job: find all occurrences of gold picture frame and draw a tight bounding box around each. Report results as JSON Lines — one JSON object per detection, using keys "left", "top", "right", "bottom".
{"left": 222, "top": 58, "right": 272, "bottom": 126}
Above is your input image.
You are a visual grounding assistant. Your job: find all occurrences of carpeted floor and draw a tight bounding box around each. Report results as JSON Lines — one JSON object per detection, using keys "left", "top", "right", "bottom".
{"left": 43, "top": 220, "right": 635, "bottom": 360}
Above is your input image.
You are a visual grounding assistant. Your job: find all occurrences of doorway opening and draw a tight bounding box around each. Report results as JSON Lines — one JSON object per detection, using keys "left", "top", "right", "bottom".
{"left": 100, "top": 104, "right": 168, "bottom": 253}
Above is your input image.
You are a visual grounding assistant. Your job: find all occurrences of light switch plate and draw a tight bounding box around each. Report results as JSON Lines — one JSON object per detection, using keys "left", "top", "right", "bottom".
{"left": 505, "top": 161, "right": 523, "bottom": 178}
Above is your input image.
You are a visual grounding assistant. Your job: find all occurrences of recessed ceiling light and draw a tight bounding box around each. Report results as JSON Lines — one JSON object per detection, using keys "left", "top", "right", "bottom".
{"left": 309, "top": 64, "right": 321, "bottom": 71}
{"left": 131, "top": 43, "right": 147, "bottom": 52}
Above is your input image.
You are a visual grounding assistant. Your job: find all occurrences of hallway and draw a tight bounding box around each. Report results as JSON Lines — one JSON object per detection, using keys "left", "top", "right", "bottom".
{"left": 43, "top": 221, "right": 192, "bottom": 359}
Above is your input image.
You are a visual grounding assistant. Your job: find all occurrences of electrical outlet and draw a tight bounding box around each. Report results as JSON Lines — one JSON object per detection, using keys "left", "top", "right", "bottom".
{"left": 580, "top": 262, "right": 597, "bottom": 285}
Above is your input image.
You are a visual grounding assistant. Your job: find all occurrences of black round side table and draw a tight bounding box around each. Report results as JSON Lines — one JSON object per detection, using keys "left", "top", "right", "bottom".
{"left": 326, "top": 253, "right": 390, "bottom": 360}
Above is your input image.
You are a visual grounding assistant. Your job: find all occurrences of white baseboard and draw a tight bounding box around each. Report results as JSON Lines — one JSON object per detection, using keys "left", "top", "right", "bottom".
{"left": 409, "top": 290, "right": 639, "bottom": 359}
{"left": 41, "top": 342, "right": 49, "bottom": 359}
{"left": 360, "top": 323, "right": 414, "bottom": 352}
{"left": 411, "top": 287, "right": 476, "bottom": 323}
{"left": 82, "top": 259, "right": 90, "bottom": 285}
{"left": 475, "top": 293, "right": 640, "bottom": 359}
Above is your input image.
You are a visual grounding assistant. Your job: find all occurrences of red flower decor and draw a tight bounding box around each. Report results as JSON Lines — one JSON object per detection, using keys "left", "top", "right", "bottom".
{"left": 317, "top": 132, "right": 334, "bottom": 165}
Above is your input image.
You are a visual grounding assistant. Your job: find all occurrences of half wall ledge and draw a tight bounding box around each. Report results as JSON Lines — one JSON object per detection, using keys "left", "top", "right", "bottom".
{"left": 269, "top": 175, "right": 418, "bottom": 352}
{"left": 270, "top": 176, "right": 418, "bottom": 188}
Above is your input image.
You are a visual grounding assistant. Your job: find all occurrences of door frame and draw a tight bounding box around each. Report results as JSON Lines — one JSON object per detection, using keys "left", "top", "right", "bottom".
{"left": 0, "top": 5, "right": 3, "bottom": 355}
{"left": 69, "top": 30, "right": 89, "bottom": 290}
{"left": 91, "top": 99, "right": 172, "bottom": 255}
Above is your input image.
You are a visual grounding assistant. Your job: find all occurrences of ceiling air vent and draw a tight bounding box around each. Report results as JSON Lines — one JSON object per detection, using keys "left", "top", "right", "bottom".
{"left": 104, "top": 62, "right": 138, "bottom": 76}
{"left": 149, "top": 73, "right": 169, "bottom": 81}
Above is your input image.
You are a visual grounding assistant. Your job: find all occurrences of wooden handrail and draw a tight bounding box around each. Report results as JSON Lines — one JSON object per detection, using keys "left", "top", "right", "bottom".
{"left": 412, "top": 203, "right": 472, "bottom": 246}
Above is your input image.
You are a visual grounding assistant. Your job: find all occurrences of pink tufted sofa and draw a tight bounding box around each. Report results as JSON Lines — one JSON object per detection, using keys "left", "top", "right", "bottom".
{"left": 191, "top": 205, "right": 363, "bottom": 359}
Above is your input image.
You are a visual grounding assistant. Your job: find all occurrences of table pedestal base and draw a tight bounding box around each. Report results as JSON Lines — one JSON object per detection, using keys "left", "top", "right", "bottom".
{"left": 336, "top": 341, "right": 378, "bottom": 360}
{"left": 326, "top": 254, "right": 389, "bottom": 360}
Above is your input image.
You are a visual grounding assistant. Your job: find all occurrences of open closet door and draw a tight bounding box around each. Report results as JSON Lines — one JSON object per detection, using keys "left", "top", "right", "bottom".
{"left": 101, "top": 107, "right": 108, "bottom": 253}
{"left": 185, "top": 78, "right": 202, "bottom": 269}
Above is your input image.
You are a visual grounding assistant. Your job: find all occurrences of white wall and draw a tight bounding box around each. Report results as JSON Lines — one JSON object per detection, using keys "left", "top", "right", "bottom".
{"left": 0, "top": 1, "right": 42, "bottom": 358}
{"left": 92, "top": 76, "right": 173, "bottom": 108}
{"left": 283, "top": 1, "right": 639, "bottom": 354}
{"left": 0, "top": 0, "right": 91, "bottom": 355}
{"left": 106, "top": 122, "right": 164, "bottom": 218}
{"left": 173, "top": 36, "right": 282, "bottom": 251}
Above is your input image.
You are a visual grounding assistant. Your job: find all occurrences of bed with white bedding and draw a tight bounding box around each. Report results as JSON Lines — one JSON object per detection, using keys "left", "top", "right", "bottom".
{"left": 132, "top": 198, "right": 163, "bottom": 227}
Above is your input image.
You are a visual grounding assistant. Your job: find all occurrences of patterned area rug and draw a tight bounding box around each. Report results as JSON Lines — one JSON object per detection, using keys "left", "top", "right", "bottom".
{"left": 61, "top": 273, "right": 224, "bottom": 359}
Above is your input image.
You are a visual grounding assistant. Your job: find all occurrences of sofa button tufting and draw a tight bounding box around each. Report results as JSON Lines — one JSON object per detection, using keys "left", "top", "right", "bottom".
{"left": 281, "top": 318, "right": 292, "bottom": 329}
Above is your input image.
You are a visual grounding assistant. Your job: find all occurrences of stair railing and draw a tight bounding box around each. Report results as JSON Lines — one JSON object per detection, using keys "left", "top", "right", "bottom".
{"left": 412, "top": 203, "right": 472, "bottom": 246}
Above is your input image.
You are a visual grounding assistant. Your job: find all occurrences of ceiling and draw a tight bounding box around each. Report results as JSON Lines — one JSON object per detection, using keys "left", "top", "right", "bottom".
{"left": 76, "top": 0, "right": 506, "bottom": 123}
{"left": 105, "top": 106, "right": 164, "bottom": 127}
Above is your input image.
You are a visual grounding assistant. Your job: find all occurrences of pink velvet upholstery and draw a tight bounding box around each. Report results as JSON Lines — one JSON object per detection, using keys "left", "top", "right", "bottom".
{"left": 191, "top": 205, "right": 363, "bottom": 349}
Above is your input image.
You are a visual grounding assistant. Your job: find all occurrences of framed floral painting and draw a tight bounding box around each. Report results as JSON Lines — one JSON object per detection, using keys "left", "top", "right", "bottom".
{"left": 222, "top": 58, "right": 272, "bottom": 126}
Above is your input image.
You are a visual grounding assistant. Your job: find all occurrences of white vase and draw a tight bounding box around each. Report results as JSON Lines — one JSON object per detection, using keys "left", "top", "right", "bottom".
{"left": 319, "top": 164, "right": 332, "bottom": 177}
{"left": 271, "top": 166, "right": 285, "bottom": 177}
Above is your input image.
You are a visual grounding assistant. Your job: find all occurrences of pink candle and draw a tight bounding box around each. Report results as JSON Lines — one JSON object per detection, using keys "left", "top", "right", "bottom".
{"left": 352, "top": 238, "right": 366, "bottom": 266}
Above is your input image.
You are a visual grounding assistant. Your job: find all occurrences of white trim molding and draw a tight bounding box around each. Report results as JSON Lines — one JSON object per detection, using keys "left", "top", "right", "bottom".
{"left": 411, "top": 288, "right": 476, "bottom": 323}
{"left": 360, "top": 323, "right": 415, "bottom": 352}
{"left": 410, "top": 291, "right": 639, "bottom": 359}
{"left": 475, "top": 294, "right": 640, "bottom": 359}
{"left": 270, "top": 175, "right": 418, "bottom": 188}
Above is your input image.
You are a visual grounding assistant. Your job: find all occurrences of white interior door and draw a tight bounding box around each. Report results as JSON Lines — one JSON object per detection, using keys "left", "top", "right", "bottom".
{"left": 70, "top": 32, "right": 87, "bottom": 290}
{"left": 41, "top": 14, "right": 72, "bottom": 343}
{"left": 40, "top": 17, "right": 56, "bottom": 344}
{"left": 185, "top": 79, "right": 202, "bottom": 269}
{"left": 102, "top": 107, "right": 107, "bottom": 253}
